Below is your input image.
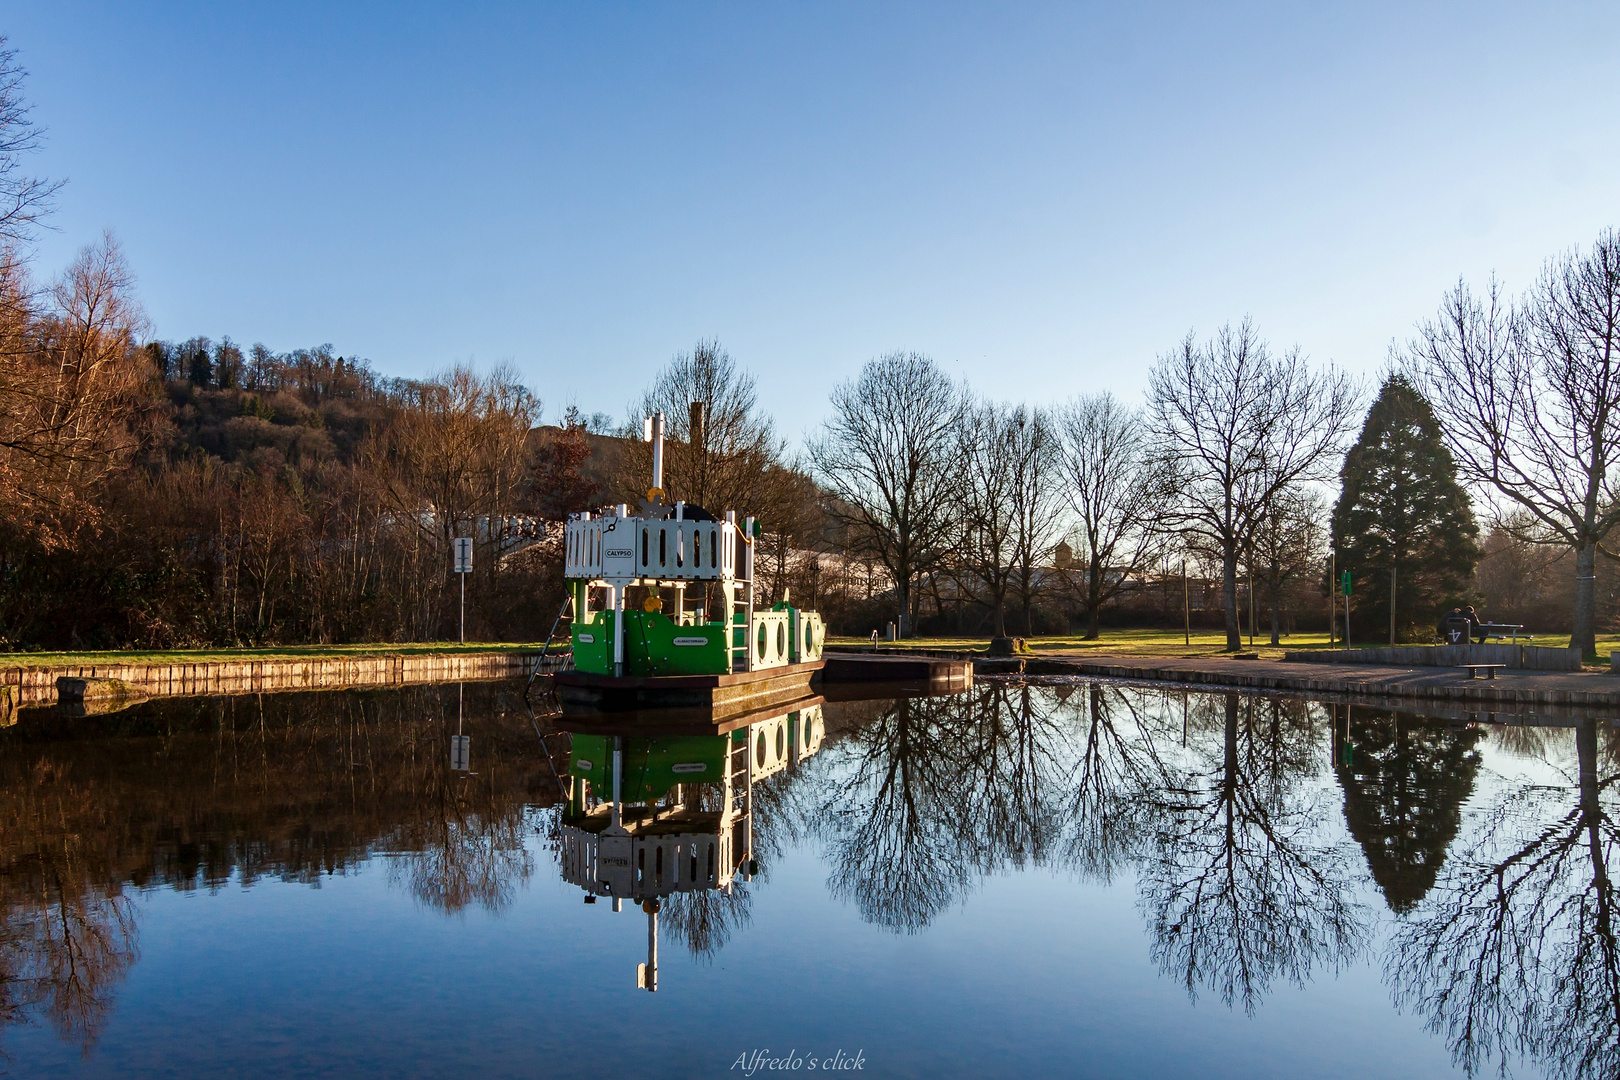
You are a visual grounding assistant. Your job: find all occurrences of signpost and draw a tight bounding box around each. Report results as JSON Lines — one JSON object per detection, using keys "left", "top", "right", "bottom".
{"left": 454, "top": 537, "right": 473, "bottom": 642}
{"left": 450, "top": 680, "right": 470, "bottom": 772}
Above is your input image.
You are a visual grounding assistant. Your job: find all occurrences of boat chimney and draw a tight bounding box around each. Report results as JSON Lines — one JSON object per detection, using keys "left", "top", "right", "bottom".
{"left": 643, "top": 413, "right": 666, "bottom": 498}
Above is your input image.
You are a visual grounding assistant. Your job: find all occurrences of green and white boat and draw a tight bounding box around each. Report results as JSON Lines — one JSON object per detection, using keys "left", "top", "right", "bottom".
{"left": 554, "top": 412, "right": 825, "bottom": 712}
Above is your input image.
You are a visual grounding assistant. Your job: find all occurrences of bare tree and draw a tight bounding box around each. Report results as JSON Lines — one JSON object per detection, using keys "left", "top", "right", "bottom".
{"left": 1007, "top": 406, "right": 1065, "bottom": 635}
{"left": 810, "top": 351, "right": 963, "bottom": 636}
{"left": 622, "top": 339, "right": 785, "bottom": 513}
{"left": 1247, "top": 488, "right": 1326, "bottom": 645}
{"left": 0, "top": 39, "right": 62, "bottom": 246}
{"left": 952, "top": 399, "right": 1021, "bottom": 637}
{"left": 1147, "top": 320, "right": 1356, "bottom": 650}
{"left": 0, "top": 234, "right": 150, "bottom": 544}
{"left": 1407, "top": 229, "right": 1620, "bottom": 657}
{"left": 365, "top": 363, "right": 539, "bottom": 637}
{"left": 1058, "top": 392, "right": 1171, "bottom": 639}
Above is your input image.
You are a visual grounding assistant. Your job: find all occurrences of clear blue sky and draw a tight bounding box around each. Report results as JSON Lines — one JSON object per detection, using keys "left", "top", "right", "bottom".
{"left": 9, "top": 3, "right": 1619, "bottom": 440}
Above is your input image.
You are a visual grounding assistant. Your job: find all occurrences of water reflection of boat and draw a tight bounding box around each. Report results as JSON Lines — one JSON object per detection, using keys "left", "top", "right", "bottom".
{"left": 556, "top": 702, "right": 825, "bottom": 990}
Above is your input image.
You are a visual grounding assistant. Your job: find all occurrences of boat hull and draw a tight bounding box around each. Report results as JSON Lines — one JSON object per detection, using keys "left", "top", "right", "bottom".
{"left": 554, "top": 659, "right": 824, "bottom": 715}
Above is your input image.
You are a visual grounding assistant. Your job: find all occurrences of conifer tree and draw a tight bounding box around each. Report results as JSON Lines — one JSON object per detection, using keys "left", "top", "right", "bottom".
{"left": 1331, "top": 374, "right": 1480, "bottom": 640}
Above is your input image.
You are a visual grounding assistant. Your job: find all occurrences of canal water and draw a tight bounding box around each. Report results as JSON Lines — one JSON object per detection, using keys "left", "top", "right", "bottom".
{"left": 0, "top": 679, "right": 1613, "bottom": 1079}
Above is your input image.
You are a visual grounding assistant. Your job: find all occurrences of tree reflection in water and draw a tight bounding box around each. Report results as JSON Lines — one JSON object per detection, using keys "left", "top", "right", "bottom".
{"left": 1388, "top": 718, "right": 1620, "bottom": 1079}
{"left": 1333, "top": 707, "right": 1483, "bottom": 914}
{"left": 659, "top": 884, "right": 755, "bottom": 962}
{"left": 807, "top": 693, "right": 979, "bottom": 932}
{"left": 1138, "top": 693, "right": 1365, "bottom": 1013}
{"left": 1064, "top": 684, "right": 1179, "bottom": 883}
{"left": 805, "top": 683, "right": 1368, "bottom": 1018}
{"left": 1, "top": 759, "right": 140, "bottom": 1057}
{"left": 0, "top": 684, "right": 555, "bottom": 1054}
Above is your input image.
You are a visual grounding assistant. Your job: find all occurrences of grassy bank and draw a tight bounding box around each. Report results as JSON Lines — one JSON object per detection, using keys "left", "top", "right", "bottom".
{"left": 829, "top": 628, "right": 1620, "bottom": 667}
{"left": 0, "top": 641, "right": 546, "bottom": 669}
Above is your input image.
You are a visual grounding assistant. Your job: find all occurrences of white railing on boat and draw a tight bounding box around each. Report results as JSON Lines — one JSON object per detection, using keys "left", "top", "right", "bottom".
{"left": 565, "top": 513, "right": 738, "bottom": 582}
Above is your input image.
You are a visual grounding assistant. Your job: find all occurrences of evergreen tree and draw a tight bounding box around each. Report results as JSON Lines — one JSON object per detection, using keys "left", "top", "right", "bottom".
{"left": 1332, "top": 374, "right": 1480, "bottom": 640}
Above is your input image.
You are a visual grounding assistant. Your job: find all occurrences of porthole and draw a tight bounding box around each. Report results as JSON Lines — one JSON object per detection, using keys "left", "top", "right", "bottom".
{"left": 777, "top": 623, "right": 786, "bottom": 657}
{"left": 805, "top": 623, "right": 814, "bottom": 651}
{"left": 756, "top": 731, "right": 767, "bottom": 768}
{"left": 776, "top": 724, "right": 785, "bottom": 760}
{"left": 756, "top": 624, "right": 767, "bottom": 659}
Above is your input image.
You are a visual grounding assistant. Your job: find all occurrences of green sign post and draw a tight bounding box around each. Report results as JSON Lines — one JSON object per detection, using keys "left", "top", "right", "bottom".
{"left": 1341, "top": 570, "right": 1352, "bottom": 596}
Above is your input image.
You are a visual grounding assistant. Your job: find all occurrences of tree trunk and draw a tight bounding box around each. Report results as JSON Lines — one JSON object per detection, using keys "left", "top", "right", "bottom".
{"left": 992, "top": 594, "right": 1007, "bottom": 638}
{"left": 1577, "top": 718, "right": 1615, "bottom": 962}
{"left": 1269, "top": 583, "right": 1280, "bottom": 646}
{"left": 1222, "top": 545, "right": 1241, "bottom": 650}
{"left": 1574, "top": 538, "right": 1598, "bottom": 659}
{"left": 1084, "top": 562, "right": 1102, "bottom": 640}
{"left": 896, "top": 573, "right": 910, "bottom": 638}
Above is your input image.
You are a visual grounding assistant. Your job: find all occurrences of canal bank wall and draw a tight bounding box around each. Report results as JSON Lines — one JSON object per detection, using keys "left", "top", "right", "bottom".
{"left": 0, "top": 650, "right": 570, "bottom": 710}
{"left": 1282, "top": 643, "right": 1582, "bottom": 671}
{"left": 971, "top": 654, "right": 1620, "bottom": 712}
{"left": 828, "top": 648, "right": 1620, "bottom": 712}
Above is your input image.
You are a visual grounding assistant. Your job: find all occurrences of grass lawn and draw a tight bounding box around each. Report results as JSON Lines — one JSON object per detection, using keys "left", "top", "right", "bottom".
{"left": 0, "top": 641, "right": 548, "bottom": 669}
{"left": 828, "top": 627, "right": 1620, "bottom": 668}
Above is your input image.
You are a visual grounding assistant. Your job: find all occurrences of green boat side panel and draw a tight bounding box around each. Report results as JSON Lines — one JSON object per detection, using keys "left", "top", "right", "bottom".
{"left": 570, "top": 610, "right": 731, "bottom": 677}
{"left": 569, "top": 733, "right": 729, "bottom": 802}
{"left": 627, "top": 611, "right": 730, "bottom": 676}
{"left": 570, "top": 611, "right": 614, "bottom": 674}
{"left": 569, "top": 605, "right": 818, "bottom": 677}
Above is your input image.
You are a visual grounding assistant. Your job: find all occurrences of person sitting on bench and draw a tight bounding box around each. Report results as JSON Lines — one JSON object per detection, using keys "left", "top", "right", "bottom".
{"left": 1463, "top": 605, "right": 1486, "bottom": 644}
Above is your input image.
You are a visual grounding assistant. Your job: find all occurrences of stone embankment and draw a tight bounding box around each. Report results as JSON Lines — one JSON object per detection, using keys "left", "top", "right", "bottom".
{"left": 973, "top": 653, "right": 1620, "bottom": 715}
{"left": 1282, "top": 643, "right": 1581, "bottom": 671}
{"left": 838, "top": 646, "right": 1620, "bottom": 716}
{"left": 0, "top": 650, "right": 568, "bottom": 713}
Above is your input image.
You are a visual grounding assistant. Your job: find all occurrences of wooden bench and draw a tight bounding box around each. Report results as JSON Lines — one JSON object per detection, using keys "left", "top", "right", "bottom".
{"left": 1463, "top": 663, "right": 1507, "bottom": 680}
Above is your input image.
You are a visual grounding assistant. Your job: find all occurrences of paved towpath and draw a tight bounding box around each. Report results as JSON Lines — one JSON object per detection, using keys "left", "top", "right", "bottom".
{"left": 975, "top": 653, "right": 1620, "bottom": 712}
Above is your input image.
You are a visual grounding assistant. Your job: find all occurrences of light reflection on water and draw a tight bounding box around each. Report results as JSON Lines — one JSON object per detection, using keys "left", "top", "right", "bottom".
{"left": 0, "top": 679, "right": 1615, "bottom": 1078}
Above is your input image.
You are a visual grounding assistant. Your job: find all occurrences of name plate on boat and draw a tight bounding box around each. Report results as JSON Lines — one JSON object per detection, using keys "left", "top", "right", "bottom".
{"left": 673, "top": 636, "right": 708, "bottom": 646}
{"left": 671, "top": 763, "right": 707, "bottom": 774}
{"left": 578, "top": 634, "right": 594, "bottom": 643}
